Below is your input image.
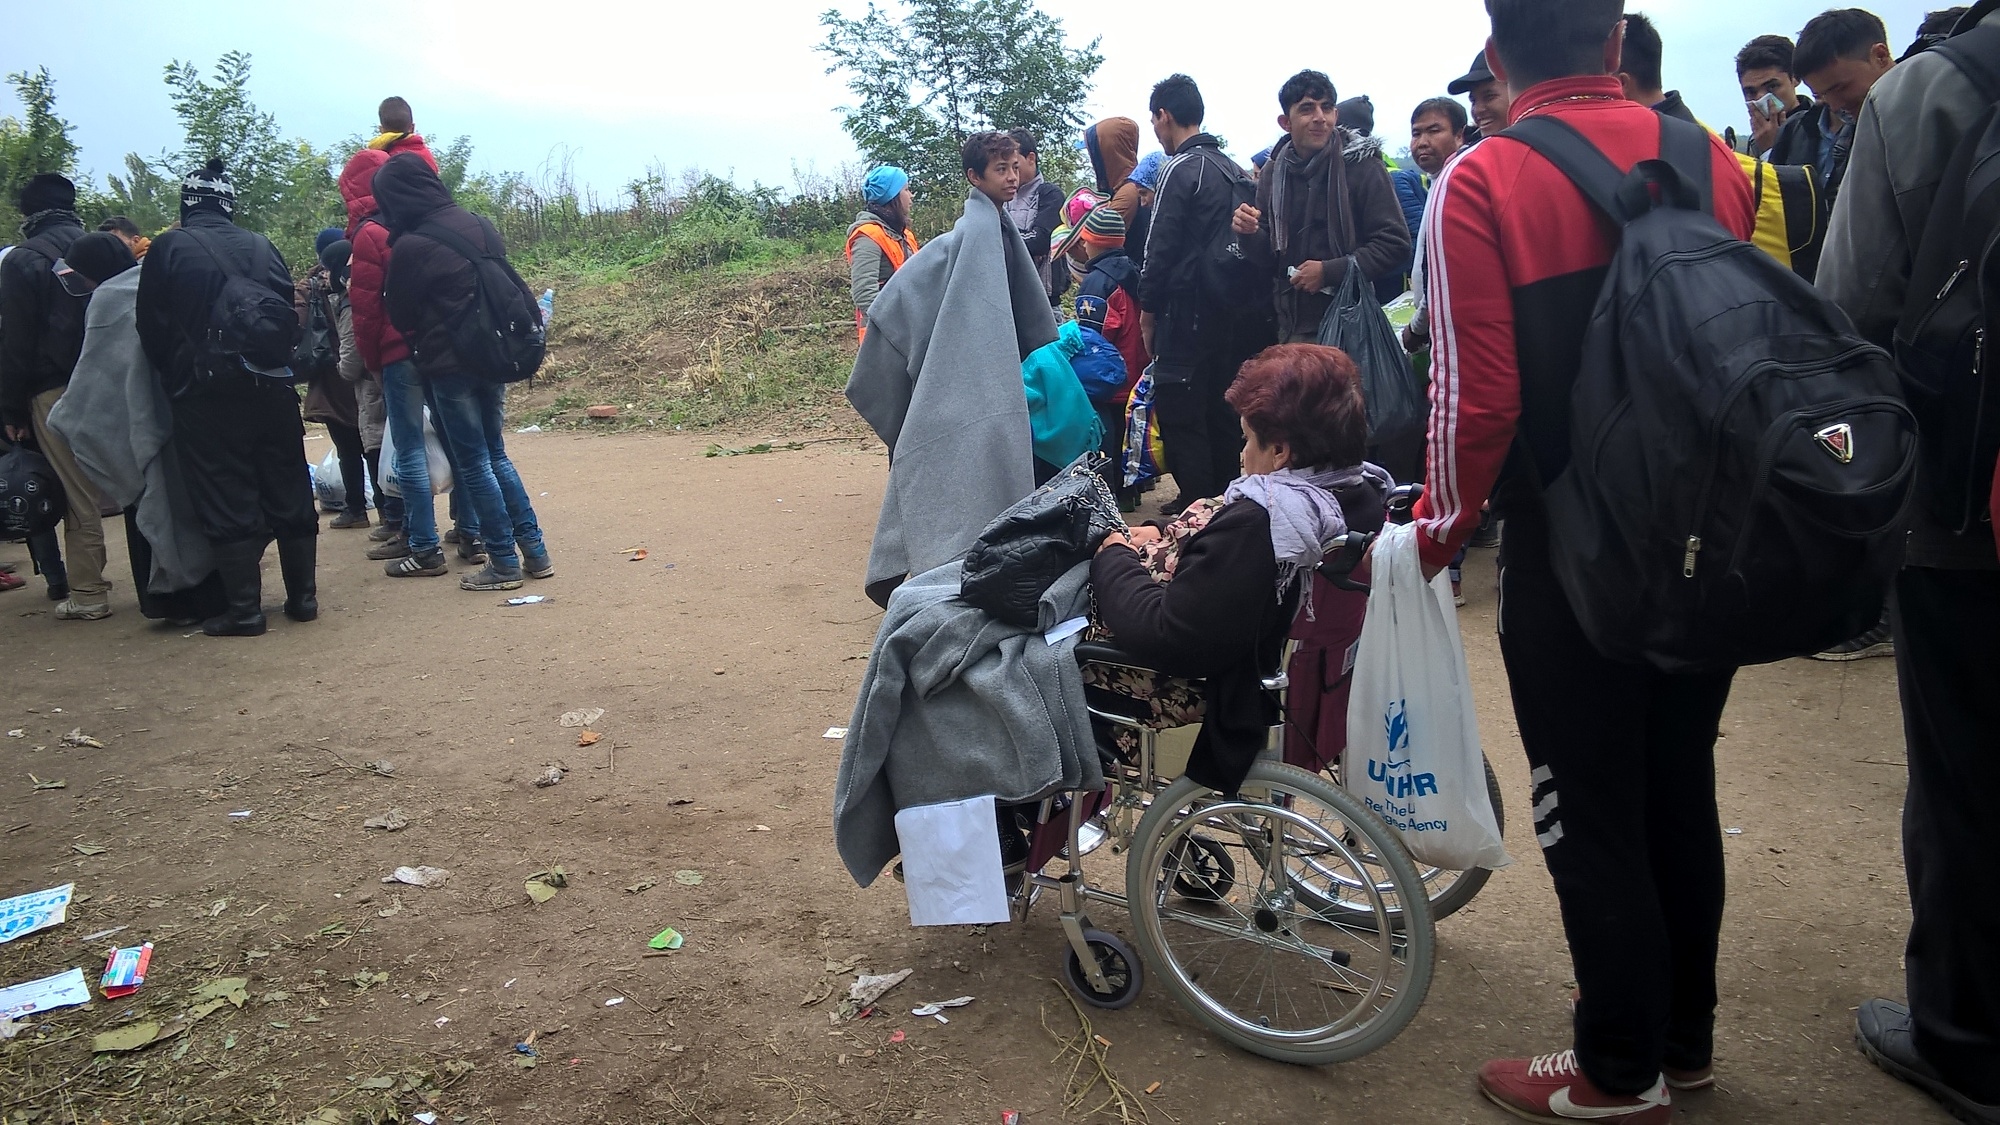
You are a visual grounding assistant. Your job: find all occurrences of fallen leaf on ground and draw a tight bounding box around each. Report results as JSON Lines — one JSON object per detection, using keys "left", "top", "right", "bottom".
{"left": 625, "top": 880, "right": 656, "bottom": 894}
{"left": 92, "top": 1021, "right": 162, "bottom": 1052}
{"left": 71, "top": 843, "right": 107, "bottom": 856}
{"left": 363, "top": 809, "right": 410, "bottom": 832}
{"left": 673, "top": 870, "right": 703, "bottom": 886}
{"left": 525, "top": 881, "right": 557, "bottom": 904}
{"left": 577, "top": 730, "right": 602, "bottom": 747}
{"left": 29, "top": 774, "right": 64, "bottom": 790}
{"left": 61, "top": 729, "right": 104, "bottom": 748}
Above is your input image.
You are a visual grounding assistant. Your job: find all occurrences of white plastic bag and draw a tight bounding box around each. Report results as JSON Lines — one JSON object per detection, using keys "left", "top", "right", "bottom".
{"left": 311, "top": 448, "right": 346, "bottom": 509}
{"left": 1344, "top": 522, "right": 1510, "bottom": 871}
{"left": 894, "top": 795, "right": 1011, "bottom": 926}
{"left": 378, "top": 408, "right": 453, "bottom": 499}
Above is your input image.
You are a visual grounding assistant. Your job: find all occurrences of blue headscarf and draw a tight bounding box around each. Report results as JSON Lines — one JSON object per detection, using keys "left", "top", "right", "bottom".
{"left": 315, "top": 227, "right": 345, "bottom": 257}
{"left": 863, "top": 166, "right": 910, "bottom": 205}
{"left": 1129, "top": 152, "right": 1166, "bottom": 191}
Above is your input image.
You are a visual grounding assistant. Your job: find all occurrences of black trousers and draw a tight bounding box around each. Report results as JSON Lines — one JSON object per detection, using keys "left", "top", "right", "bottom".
{"left": 122, "top": 509, "right": 226, "bottom": 622}
{"left": 1893, "top": 566, "right": 2000, "bottom": 1103}
{"left": 1153, "top": 357, "right": 1244, "bottom": 505}
{"left": 1497, "top": 563, "right": 1736, "bottom": 1095}
{"left": 171, "top": 379, "right": 318, "bottom": 545}
{"left": 324, "top": 421, "right": 369, "bottom": 516}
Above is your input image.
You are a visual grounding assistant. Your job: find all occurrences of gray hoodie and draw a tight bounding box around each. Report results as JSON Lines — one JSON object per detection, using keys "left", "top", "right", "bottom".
{"left": 1819, "top": 9, "right": 2000, "bottom": 569}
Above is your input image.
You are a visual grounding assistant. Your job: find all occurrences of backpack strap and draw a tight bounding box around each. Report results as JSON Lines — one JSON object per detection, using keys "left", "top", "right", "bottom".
{"left": 1501, "top": 117, "right": 1634, "bottom": 222}
{"left": 1657, "top": 115, "right": 1715, "bottom": 216}
{"left": 1934, "top": 23, "right": 2000, "bottom": 102}
{"left": 413, "top": 220, "right": 494, "bottom": 264}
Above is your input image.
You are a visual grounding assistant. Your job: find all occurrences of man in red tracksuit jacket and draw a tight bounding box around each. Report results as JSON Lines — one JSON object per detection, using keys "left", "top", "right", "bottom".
{"left": 1408, "top": 3, "right": 1755, "bottom": 1122}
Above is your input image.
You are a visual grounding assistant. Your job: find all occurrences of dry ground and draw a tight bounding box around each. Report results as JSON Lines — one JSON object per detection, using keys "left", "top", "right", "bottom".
{"left": 0, "top": 430, "right": 1943, "bottom": 1124}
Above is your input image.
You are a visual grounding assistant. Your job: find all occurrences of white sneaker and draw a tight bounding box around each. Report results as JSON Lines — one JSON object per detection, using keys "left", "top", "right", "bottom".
{"left": 55, "top": 599, "right": 112, "bottom": 621}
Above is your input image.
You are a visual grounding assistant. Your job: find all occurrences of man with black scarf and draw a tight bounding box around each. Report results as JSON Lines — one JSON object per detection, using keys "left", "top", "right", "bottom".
{"left": 136, "top": 158, "right": 315, "bottom": 637}
{"left": 0, "top": 172, "right": 113, "bottom": 620}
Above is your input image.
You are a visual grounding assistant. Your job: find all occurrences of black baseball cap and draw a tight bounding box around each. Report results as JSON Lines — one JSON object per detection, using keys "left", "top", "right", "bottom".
{"left": 1448, "top": 50, "right": 1496, "bottom": 95}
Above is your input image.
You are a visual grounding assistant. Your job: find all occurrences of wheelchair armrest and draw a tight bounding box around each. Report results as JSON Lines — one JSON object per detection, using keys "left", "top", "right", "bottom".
{"left": 1074, "top": 640, "right": 1166, "bottom": 674}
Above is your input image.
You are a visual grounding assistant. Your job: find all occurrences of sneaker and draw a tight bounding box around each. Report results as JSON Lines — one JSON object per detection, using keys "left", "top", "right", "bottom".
{"left": 460, "top": 562, "right": 525, "bottom": 591}
{"left": 386, "top": 550, "right": 449, "bottom": 578}
{"left": 443, "top": 527, "right": 462, "bottom": 545}
{"left": 366, "top": 535, "right": 411, "bottom": 561}
{"left": 1452, "top": 580, "right": 1466, "bottom": 608}
{"left": 329, "top": 511, "right": 370, "bottom": 530}
{"left": 1478, "top": 1050, "right": 1671, "bottom": 1124}
{"left": 1857, "top": 998, "right": 2000, "bottom": 1124}
{"left": 456, "top": 536, "right": 488, "bottom": 564}
{"left": 1811, "top": 621, "right": 1894, "bottom": 662}
{"left": 522, "top": 547, "right": 555, "bottom": 579}
{"left": 0, "top": 570, "right": 23, "bottom": 593}
{"left": 367, "top": 521, "right": 402, "bottom": 542}
{"left": 1664, "top": 1065, "right": 1714, "bottom": 1092}
{"left": 54, "top": 599, "right": 112, "bottom": 621}
{"left": 998, "top": 814, "right": 1031, "bottom": 875}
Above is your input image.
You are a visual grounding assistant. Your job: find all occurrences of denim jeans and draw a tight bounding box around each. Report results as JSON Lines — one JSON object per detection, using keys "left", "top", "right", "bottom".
{"left": 382, "top": 361, "right": 478, "bottom": 555}
{"left": 426, "top": 373, "right": 543, "bottom": 566}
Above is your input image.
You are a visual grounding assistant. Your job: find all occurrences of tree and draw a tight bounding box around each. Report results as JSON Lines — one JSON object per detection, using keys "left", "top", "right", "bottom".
{"left": 819, "top": 0, "right": 1101, "bottom": 193}
{"left": 104, "top": 152, "right": 176, "bottom": 233}
{"left": 0, "top": 67, "right": 81, "bottom": 227}
{"left": 155, "top": 52, "right": 341, "bottom": 266}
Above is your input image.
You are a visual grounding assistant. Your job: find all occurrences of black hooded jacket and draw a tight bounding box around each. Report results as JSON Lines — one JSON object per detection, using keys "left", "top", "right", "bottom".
{"left": 373, "top": 152, "right": 506, "bottom": 380}
{"left": 136, "top": 206, "right": 296, "bottom": 399}
{"left": 0, "top": 211, "right": 87, "bottom": 424}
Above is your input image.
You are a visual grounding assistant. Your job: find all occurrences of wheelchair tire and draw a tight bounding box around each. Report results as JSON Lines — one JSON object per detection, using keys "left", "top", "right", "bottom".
{"left": 1125, "top": 762, "right": 1435, "bottom": 1066}
{"left": 1062, "top": 928, "right": 1143, "bottom": 1010}
{"left": 1306, "top": 755, "right": 1505, "bottom": 928}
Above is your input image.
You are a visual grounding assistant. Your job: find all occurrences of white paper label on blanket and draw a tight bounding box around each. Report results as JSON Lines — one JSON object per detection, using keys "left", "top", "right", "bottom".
{"left": 894, "top": 795, "right": 1011, "bottom": 926}
{"left": 1044, "top": 616, "right": 1089, "bottom": 646}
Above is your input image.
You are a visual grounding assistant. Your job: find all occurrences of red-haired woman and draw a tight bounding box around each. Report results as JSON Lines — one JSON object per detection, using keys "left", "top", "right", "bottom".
{"left": 1088, "top": 343, "right": 1391, "bottom": 792}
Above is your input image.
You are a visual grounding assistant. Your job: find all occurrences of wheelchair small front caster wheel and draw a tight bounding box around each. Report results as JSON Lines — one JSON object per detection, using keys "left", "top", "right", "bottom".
{"left": 1062, "top": 928, "right": 1143, "bottom": 1009}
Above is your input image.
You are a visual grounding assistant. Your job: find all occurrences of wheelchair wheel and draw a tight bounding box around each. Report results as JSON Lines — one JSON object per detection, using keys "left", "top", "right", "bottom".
{"left": 1125, "top": 762, "right": 1435, "bottom": 1065}
{"left": 1167, "top": 834, "right": 1236, "bottom": 901}
{"left": 1062, "top": 928, "right": 1143, "bottom": 1009}
{"left": 1306, "top": 755, "right": 1505, "bottom": 927}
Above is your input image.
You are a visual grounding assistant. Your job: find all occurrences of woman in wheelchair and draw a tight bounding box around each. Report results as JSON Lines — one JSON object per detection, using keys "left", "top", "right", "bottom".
{"left": 1085, "top": 343, "right": 1391, "bottom": 791}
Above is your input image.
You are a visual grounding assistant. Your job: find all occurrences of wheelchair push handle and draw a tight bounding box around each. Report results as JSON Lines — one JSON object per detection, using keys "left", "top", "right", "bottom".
{"left": 1317, "top": 483, "right": 1423, "bottom": 593}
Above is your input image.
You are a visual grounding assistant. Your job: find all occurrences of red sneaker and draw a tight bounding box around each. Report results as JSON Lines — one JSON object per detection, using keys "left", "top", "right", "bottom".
{"left": 1478, "top": 1050, "right": 1671, "bottom": 1123}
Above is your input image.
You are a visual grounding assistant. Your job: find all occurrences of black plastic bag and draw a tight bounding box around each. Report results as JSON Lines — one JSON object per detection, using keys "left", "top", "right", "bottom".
{"left": 1318, "top": 259, "right": 1426, "bottom": 450}
{"left": 960, "top": 452, "right": 1123, "bottom": 627}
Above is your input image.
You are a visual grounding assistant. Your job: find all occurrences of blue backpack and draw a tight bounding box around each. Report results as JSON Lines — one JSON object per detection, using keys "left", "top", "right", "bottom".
{"left": 1071, "top": 324, "right": 1128, "bottom": 403}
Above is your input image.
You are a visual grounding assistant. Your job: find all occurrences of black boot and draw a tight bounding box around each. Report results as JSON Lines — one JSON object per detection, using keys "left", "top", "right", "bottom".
{"left": 277, "top": 536, "right": 318, "bottom": 622}
{"left": 202, "top": 539, "right": 268, "bottom": 637}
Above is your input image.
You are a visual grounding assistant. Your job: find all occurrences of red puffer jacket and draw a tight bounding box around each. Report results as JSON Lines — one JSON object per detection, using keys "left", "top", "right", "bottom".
{"left": 339, "top": 139, "right": 440, "bottom": 372}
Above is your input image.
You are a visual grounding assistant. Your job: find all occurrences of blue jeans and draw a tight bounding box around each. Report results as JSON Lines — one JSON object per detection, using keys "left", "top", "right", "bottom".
{"left": 427, "top": 374, "right": 543, "bottom": 566}
{"left": 382, "top": 361, "right": 478, "bottom": 555}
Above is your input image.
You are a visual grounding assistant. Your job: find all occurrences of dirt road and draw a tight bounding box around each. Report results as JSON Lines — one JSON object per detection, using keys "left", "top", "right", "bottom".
{"left": 0, "top": 431, "right": 1939, "bottom": 1123}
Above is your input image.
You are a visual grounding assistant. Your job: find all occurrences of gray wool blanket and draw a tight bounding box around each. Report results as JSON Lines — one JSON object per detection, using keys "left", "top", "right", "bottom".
{"left": 45, "top": 269, "right": 215, "bottom": 592}
{"left": 846, "top": 188, "right": 1058, "bottom": 607}
{"left": 833, "top": 558, "right": 1102, "bottom": 887}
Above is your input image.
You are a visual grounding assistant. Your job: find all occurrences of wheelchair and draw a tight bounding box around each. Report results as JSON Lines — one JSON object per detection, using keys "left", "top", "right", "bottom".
{"left": 1009, "top": 517, "right": 1441, "bottom": 1066}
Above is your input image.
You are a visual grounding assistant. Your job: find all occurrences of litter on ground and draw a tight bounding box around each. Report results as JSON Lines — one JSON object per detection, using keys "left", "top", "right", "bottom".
{"left": 0, "top": 883, "right": 74, "bottom": 945}
{"left": 382, "top": 866, "right": 450, "bottom": 889}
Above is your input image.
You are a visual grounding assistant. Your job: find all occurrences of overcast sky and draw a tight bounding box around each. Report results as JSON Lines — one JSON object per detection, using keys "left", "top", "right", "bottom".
{"left": 2, "top": 0, "right": 1931, "bottom": 202}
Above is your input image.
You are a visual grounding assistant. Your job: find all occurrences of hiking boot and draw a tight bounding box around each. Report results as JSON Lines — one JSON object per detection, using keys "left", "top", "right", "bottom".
{"left": 367, "top": 521, "right": 402, "bottom": 542}
{"left": 1811, "top": 620, "right": 1894, "bottom": 662}
{"left": 522, "top": 546, "right": 555, "bottom": 579}
{"left": 459, "top": 561, "right": 525, "bottom": 591}
{"left": 386, "top": 550, "right": 449, "bottom": 578}
{"left": 456, "top": 536, "right": 487, "bottom": 564}
{"left": 1477, "top": 1050, "right": 1670, "bottom": 1124}
{"left": 329, "top": 510, "right": 370, "bottom": 530}
{"left": 366, "top": 535, "right": 411, "bottom": 561}
{"left": 54, "top": 598, "right": 112, "bottom": 621}
{"left": 1857, "top": 999, "right": 2000, "bottom": 1124}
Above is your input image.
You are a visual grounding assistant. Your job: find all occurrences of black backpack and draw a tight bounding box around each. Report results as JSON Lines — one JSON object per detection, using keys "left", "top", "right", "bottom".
{"left": 291, "top": 279, "right": 337, "bottom": 377}
{"left": 1185, "top": 150, "right": 1265, "bottom": 308}
{"left": 1504, "top": 114, "right": 1917, "bottom": 673}
{"left": 1893, "top": 21, "right": 2000, "bottom": 540}
{"left": 179, "top": 226, "right": 300, "bottom": 376}
{"left": 0, "top": 444, "right": 67, "bottom": 540}
{"left": 411, "top": 218, "right": 545, "bottom": 383}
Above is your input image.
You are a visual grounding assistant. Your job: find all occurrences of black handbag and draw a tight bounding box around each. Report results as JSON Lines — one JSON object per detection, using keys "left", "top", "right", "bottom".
{"left": 960, "top": 452, "right": 1123, "bottom": 627}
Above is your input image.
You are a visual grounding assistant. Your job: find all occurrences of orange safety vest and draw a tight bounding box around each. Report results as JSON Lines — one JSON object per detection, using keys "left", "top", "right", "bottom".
{"left": 846, "top": 222, "right": 919, "bottom": 341}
